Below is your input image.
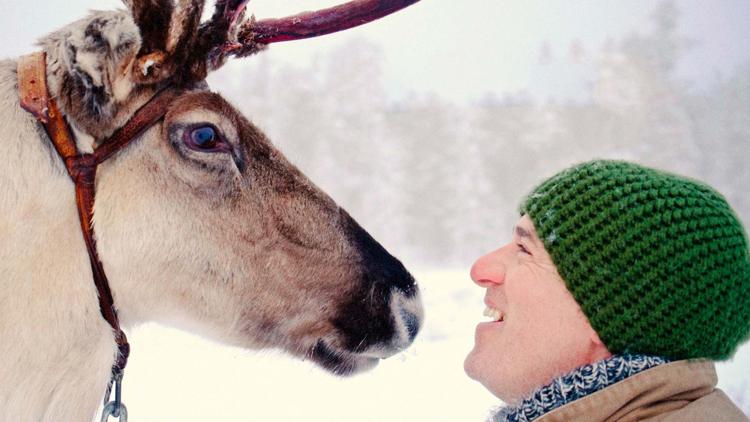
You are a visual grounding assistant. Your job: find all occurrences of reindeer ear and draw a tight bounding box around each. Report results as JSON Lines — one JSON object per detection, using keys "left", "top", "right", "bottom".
{"left": 125, "top": 0, "right": 172, "bottom": 55}
{"left": 126, "top": 0, "right": 205, "bottom": 84}
{"left": 54, "top": 11, "right": 142, "bottom": 136}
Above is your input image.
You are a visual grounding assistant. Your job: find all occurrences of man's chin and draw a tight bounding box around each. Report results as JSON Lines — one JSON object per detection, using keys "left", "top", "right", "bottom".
{"left": 463, "top": 347, "right": 484, "bottom": 382}
{"left": 463, "top": 351, "right": 522, "bottom": 402}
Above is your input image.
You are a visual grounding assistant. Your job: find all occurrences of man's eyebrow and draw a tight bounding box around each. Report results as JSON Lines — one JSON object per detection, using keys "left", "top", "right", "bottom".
{"left": 514, "top": 226, "right": 533, "bottom": 241}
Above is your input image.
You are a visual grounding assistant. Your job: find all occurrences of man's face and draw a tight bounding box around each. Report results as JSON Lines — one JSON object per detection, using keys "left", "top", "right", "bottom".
{"left": 464, "top": 215, "right": 610, "bottom": 403}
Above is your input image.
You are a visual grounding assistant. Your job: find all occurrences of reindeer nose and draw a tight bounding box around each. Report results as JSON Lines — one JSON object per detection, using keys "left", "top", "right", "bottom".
{"left": 397, "top": 296, "right": 423, "bottom": 346}
{"left": 339, "top": 210, "right": 423, "bottom": 353}
{"left": 402, "top": 309, "right": 420, "bottom": 343}
{"left": 356, "top": 226, "right": 423, "bottom": 345}
{"left": 359, "top": 288, "right": 423, "bottom": 360}
{"left": 343, "top": 212, "right": 418, "bottom": 297}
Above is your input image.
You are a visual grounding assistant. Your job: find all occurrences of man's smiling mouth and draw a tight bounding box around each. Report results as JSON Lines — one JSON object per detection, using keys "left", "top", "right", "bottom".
{"left": 483, "top": 306, "right": 506, "bottom": 322}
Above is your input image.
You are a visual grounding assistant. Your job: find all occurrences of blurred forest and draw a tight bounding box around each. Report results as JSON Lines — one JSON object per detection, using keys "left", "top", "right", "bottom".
{"left": 211, "top": 1, "right": 749, "bottom": 269}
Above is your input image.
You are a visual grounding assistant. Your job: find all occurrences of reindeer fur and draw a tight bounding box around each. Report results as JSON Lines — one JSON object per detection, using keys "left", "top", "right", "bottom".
{"left": 0, "top": 56, "right": 116, "bottom": 420}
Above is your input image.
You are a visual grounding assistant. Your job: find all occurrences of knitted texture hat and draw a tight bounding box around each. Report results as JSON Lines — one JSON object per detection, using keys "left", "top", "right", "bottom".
{"left": 519, "top": 160, "right": 750, "bottom": 360}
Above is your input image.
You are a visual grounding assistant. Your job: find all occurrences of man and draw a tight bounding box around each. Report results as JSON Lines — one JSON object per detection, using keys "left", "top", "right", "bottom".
{"left": 465, "top": 160, "right": 750, "bottom": 421}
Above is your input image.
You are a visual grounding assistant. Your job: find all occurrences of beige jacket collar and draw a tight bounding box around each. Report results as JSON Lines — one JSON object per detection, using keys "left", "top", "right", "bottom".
{"left": 537, "top": 359, "right": 747, "bottom": 422}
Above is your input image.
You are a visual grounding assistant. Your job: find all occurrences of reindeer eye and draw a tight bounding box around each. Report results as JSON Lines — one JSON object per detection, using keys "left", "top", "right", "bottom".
{"left": 190, "top": 126, "right": 217, "bottom": 148}
{"left": 176, "top": 123, "right": 231, "bottom": 155}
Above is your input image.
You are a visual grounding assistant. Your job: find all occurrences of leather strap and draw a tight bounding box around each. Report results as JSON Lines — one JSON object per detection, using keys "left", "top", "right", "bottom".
{"left": 18, "top": 52, "right": 179, "bottom": 378}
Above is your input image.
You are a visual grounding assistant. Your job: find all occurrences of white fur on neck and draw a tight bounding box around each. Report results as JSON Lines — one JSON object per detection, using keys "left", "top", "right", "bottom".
{"left": 0, "top": 59, "right": 117, "bottom": 421}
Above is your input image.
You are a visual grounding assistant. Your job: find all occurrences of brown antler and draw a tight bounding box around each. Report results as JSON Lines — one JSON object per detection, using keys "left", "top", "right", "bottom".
{"left": 208, "top": 0, "right": 421, "bottom": 66}
{"left": 247, "top": 0, "right": 420, "bottom": 44}
{"left": 127, "top": 0, "right": 420, "bottom": 84}
{"left": 197, "top": 0, "right": 256, "bottom": 71}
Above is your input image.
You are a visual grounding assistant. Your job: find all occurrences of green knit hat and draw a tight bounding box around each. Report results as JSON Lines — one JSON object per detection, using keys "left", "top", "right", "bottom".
{"left": 519, "top": 160, "right": 750, "bottom": 361}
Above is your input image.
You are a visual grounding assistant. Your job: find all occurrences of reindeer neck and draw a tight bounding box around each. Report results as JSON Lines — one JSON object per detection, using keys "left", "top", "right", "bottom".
{"left": 0, "top": 58, "right": 115, "bottom": 421}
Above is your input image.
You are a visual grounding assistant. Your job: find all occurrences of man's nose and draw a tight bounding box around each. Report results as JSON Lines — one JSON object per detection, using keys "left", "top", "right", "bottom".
{"left": 470, "top": 246, "right": 508, "bottom": 287}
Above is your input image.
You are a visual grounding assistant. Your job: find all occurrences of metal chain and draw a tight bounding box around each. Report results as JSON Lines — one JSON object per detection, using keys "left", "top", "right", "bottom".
{"left": 101, "top": 372, "right": 128, "bottom": 422}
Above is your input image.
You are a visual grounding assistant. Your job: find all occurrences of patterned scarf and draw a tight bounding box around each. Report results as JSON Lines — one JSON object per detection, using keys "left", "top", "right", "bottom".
{"left": 491, "top": 354, "right": 670, "bottom": 422}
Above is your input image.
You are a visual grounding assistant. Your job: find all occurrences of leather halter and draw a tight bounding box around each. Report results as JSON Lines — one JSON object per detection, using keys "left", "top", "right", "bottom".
{"left": 17, "top": 52, "right": 179, "bottom": 384}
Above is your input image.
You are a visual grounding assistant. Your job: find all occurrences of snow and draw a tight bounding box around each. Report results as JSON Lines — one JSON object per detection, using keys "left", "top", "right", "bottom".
{"left": 122, "top": 270, "right": 494, "bottom": 421}
{"left": 121, "top": 270, "right": 750, "bottom": 421}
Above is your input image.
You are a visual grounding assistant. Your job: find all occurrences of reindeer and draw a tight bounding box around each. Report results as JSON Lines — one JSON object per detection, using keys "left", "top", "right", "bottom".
{"left": 0, "top": 1, "right": 423, "bottom": 420}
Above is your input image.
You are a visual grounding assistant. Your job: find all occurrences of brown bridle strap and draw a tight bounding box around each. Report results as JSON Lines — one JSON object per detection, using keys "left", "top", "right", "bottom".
{"left": 17, "top": 52, "right": 179, "bottom": 381}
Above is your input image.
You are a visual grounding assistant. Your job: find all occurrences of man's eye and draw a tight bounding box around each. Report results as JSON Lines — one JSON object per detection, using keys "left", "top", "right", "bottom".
{"left": 517, "top": 244, "right": 531, "bottom": 255}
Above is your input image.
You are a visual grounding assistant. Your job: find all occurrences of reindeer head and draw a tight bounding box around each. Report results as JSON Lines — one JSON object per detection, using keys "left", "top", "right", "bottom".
{"left": 38, "top": 0, "right": 422, "bottom": 376}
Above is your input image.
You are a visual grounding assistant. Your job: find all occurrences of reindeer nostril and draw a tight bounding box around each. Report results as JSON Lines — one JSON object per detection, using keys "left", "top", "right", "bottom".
{"left": 401, "top": 309, "right": 420, "bottom": 343}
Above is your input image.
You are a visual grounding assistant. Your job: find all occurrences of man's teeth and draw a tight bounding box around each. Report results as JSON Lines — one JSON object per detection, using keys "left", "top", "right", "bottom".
{"left": 483, "top": 307, "right": 505, "bottom": 322}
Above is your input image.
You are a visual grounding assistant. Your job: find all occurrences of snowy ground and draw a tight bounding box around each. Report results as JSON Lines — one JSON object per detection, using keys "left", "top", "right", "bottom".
{"left": 122, "top": 270, "right": 750, "bottom": 421}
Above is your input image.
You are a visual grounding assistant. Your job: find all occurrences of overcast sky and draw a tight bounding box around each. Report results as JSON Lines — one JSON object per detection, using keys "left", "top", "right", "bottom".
{"left": 2, "top": 0, "right": 749, "bottom": 103}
